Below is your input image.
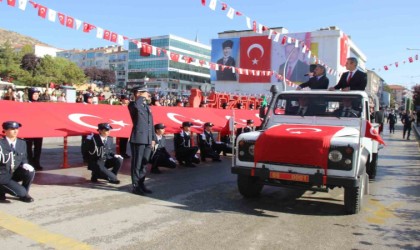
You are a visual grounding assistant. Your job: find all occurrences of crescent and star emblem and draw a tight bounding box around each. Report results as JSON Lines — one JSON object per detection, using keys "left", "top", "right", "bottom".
{"left": 247, "top": 43, "right": 264, "bottom": 65}
{"left": 285, "top": 127, "right": 322, "bottom": 134}
{"left": 167, "top": 113, "right": 205, "bottom": 128}
{"left": 369, "top": 127, "right": 378, "bottom": 136}
{"left": 68, "top": 114, "right": 129, "bottom": 131}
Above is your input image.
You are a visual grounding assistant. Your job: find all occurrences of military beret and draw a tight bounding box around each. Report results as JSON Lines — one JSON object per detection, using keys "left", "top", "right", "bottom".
{"left": 222, "top": 40, "right": 233, "bottom": 49}
{"left": 97, "top": 123, "right": 113, "bottom": 131}
{"left": 181, "top": 121, "right": 193, "bottom": 128}
{"left": 2, "top": 121, "right": 22, "bottom": 130}
{"left": 154, "top": 123, "right": 166, "bottom": 130}
{"left": 204, "top": 122, "right": 214, "bottom": 127}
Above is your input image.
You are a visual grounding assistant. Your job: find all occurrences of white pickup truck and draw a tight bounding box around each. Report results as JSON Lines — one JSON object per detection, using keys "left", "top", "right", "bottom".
{"left": 232, "top": 86, "right": 382, "bottom": 214}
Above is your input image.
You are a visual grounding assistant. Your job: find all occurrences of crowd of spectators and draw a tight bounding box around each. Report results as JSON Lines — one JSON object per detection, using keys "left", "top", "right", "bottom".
{"left": 1, "top": 85, "right": 191, "bottom": 107}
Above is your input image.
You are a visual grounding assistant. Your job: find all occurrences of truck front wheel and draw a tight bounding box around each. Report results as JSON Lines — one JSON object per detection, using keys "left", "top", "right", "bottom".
{"left": 237, "top": 175, "right": 263, "bottom": 198}
{"left": 344, "top": 173, "right": 367, "bottom": 214}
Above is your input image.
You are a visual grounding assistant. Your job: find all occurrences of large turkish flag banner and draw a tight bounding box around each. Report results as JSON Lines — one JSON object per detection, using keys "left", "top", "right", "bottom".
{"left": 0, "top": 101, "right": 259, "bottom": 138}
{"left": 239, "top": 36, "right": 271, "bottom": 83}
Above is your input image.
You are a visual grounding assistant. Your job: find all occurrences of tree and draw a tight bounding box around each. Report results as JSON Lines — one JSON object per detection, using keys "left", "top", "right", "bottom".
{"left": 21, "top": 53, "right": 40, "bottom": 76}
{"left": 101, "top": 69, "right": 116, "bottom": 84}
{"left": 84, "top": 67, "right": 116, "bottom": 84}
{"left": 412, "top": 84, "right": 420, "bottom": 108}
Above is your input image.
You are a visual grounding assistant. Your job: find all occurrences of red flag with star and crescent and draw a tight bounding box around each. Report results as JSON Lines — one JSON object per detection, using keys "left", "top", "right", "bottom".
{"left": 66, "top": 16, "right": 74, "bottom": 28}
{"left": 7, "top": 0, "right": 16, "bottom": 7}
{"left": 57, "top": 13, "right": 66, "bottom": 25}
{"left": 38, "top": 5, "right": 47, "bottom": 18}
{"left": 239, "top": 36, "right": 271, "bottom": 83}
{"left": 363, "top": 120, "right": 385, "bottom": 145}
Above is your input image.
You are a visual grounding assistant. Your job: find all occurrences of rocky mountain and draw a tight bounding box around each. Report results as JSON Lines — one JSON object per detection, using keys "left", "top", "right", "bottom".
{"left": 0, "top": 27, "right": 50, "bottom": 47}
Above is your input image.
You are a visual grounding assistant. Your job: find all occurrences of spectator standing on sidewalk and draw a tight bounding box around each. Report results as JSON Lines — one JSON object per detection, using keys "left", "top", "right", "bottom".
{"left": 25, "top": 88, "right": 44, "bottom": 171}
{"left": 401, "top": 111, "right": 415, "bottom": 140}
{"left": 387, "top": 110, "right": 397, "bottom": 134}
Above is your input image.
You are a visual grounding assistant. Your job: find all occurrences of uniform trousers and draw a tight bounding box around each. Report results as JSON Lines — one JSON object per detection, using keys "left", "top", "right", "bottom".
{"left": 130, "top": 143, "right": 152, "bottom": 187}
{"left": 89, "top": 157, "right": 122, "bottom": 181}
{"left": 26, "top": 138, "right": 43, "bottom": 167}
{"left": 0, "top": 167, "right": 34, "bottom": 198}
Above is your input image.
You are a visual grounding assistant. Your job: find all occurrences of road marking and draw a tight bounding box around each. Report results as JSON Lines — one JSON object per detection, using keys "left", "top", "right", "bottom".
{"left": 0, "top": 210, "right": 93, "bottom": 250}
{"left": 365, "top": 200, "right": 403, "bottom": 224}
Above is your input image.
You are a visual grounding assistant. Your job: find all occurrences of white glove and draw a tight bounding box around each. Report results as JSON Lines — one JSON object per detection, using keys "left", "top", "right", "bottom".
{"left": 22, "top": 163, "right": 34, "bottom": 172}
{"left": 86, "top": 133, "right": 94, "bottom": 140}
{"left": 169, "top": 157, "right": 176, "bottom": 163}
{"left": 114, "top": 154, "right": 124, "bottom": 159}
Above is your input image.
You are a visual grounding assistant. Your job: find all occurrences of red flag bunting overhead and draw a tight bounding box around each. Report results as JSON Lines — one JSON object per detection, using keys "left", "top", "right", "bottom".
{"left": 201, "top": 0, "right": 206, "bottom": 6}
{"left": 384, "top": 65, "right": 389, "bottom": 70}
{"left": 103, "top": 30, "right": 111, "bottom": 40}
{"left": 170, "top": 52, "right": 180, "bottom": 62}
{"left": 83, "top": 23, "right": 95, "bottom": 33}
{"left": 38, "top": 5, "right": 47, "bottom": 18}
{"left": 140, "top": 38, "right": 152, "bottom": 57}
{"left": 57, "top": 12, "right": 66, "bottom": 25}
{"left": 110, "top": 32, "right": 118, "bottom": 43}
{"left": 66, "top": 16, "right": 74, "bottom": 28}
{"left": 221, "top": 3, "right": 227, "bottom": 10}
{"left": 7, "top": 0, "right": 16, "bottom": 7}
{"left": 409, "top": 57, "right": 413, "bottom": 63}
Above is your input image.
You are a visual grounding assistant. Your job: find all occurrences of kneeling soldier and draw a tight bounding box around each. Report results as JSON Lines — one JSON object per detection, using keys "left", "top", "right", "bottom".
{"left": 150, "top": 123, "right": 177, "bottom": 174}
{"left": 85, "top": 123, "right": 123, "bottom": 184}
{"left": 174, "top": 122, "right": 200, "bottom": 168}
{"left": 0, "top": 121, "right": 35, "bottom": 203}
{"left": 198, "top": 122, "right": 227, "bottom": 162}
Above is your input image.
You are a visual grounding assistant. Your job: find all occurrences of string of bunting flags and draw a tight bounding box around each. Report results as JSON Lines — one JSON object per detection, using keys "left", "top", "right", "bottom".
{"left": 201, "top": 0, "right": 419, "bottom": 74}
{"left": 2, "top": 0, "right": 298, "bottom": 88}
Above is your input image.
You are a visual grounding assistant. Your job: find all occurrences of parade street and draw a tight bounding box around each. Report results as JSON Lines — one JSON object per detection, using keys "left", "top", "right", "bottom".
{"left": 0, "top": 123, "right": 419, "bottom": 250}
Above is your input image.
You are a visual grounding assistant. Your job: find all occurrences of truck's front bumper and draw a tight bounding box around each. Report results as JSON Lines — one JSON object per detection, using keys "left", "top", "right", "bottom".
{"left": 232, "top": 166, "right": 360, "bottom": 188}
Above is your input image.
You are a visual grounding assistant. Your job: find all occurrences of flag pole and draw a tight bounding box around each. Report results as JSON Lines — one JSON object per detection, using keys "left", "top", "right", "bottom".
{"left": 231, "top": 109, "right": 236, "bottom": 168}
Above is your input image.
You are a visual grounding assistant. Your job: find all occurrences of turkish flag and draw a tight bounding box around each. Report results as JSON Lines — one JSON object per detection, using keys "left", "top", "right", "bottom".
{"left": 38, "top": 5, "right": 47, "bottom": 19}
{"left": 384, "top": 65, "right": 389, "bottom": 70}
{"left": 409, "top": 57, "right": 413, "bottom": 63}
{"left": 58, "top": 13, "right": 66, "bottom": 25}
{"left": 110, "top": 32, "right": 118, "bottom": 43}
{"left": 340, "top": 34, "right": 349, "bottom": 66}
{"left": 7, "top": 0, "right": 16, "bottom": 7}
{"left": 140, "top": 38, "right": 152, "bottom": 56}
{"left": 103, "top": 30, "right": 111, "bottom": 40}
{"left": 66, "top": 16, "right": 74, "bottom": 28}
{"left": 239, "top": 36, "right": 271, "bottom": 83}
{"left": 170, "top": 52, "right": 180, "bottom": 62}
{"left": 364, "top": 121, "right": 385, "bottom": 145}
{"left": 83, "top": 23, "right": 95, "bottom": 33}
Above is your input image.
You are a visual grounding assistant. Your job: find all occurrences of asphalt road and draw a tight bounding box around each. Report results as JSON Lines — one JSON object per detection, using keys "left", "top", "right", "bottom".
{"left": 0, "top": 123, "right": 419, "bottom": 250}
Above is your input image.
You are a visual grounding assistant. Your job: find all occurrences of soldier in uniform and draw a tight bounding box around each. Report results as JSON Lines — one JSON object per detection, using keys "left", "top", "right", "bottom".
{"left": 84, "top": 123, "right": 123, "bottom": 184}
{"left": 0, "top": 121, "right": 35, "bottom": 203}
{"left": 174, "top": 122, "right": 200, "bottom": 168}
{"left": 198, "top": 122, "right": 227, "bottom": 162}
{"left": 150, "top": 123, "right": 177, "bottom": 174}
{"left": 128, "top": 85, "right": 156, "bottom": 196}
{"left": 25, "top": 88, "right": 44, "bottom": 170}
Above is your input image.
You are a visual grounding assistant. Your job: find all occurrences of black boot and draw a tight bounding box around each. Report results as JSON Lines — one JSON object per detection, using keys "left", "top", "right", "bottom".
{"left": 139, "top": 177, "right": 152, "bottom": 194}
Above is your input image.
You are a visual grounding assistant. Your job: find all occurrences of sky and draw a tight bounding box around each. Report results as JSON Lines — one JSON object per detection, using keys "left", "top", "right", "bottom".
{"left": 0, "top": 0, "right": 419, "bottom": 88}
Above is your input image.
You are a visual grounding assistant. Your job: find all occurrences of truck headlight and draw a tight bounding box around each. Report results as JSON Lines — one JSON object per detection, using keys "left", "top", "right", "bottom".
{"left": 328, "top": 150, "right": 342, "bottom": 162}
{"left": 248, "top": 145, "right": 255, "bottom": 156}
{"left": 238, "top": 139, "right": 255, "bottom": 162}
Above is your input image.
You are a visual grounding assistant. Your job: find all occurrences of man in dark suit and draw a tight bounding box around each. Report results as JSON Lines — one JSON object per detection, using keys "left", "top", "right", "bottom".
{"left": 243, "top": 120, "right": 255, "bottom": 133}
{"left": 287, "top": 97, "right": 314, "bottom": 116}
{"left": 329, "top": 57, "right": 367, "bottom": 91}
{"left": 128, "top": 84, "right": 156, "bottom": 196}
{"left": 297, "top": 64, "right": 329, "bottom": 90}
{"left": 85, "top": 123, "right": 122, "bottom": 184}
{"left": 150, "top": 123, "right": 176, "bottom": 174}
{"left": 174, "top": 122, "right": 200, "bottom": 168}
{"left": 0, "top": 121, "right": 35, "bottom": 203}
{"left": 216, "top": 40, "right": 237, "bottom": 81}
{"left": 333, "top": 98, "right": 360, "bottom": 118}
{"left": 279, "top": 43, "right": 309, "bottom": 83}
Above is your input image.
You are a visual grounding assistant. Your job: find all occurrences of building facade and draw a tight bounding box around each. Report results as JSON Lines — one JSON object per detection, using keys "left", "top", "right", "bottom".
{"left": 57, "top": 45, "right": 128, "bottom": 87}
{"left": 127, "top": 34, "right": 211, "bottom": 95}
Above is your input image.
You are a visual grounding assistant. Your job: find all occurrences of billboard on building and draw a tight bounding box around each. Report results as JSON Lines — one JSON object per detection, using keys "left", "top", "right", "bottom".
{"left": 211, "top": 32, "right": 312, "bottom": 85}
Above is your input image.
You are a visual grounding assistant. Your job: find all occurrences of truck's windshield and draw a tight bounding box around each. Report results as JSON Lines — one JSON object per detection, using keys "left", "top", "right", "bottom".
{"left": 273, "top": 94, "right": 363, "bottom": 118}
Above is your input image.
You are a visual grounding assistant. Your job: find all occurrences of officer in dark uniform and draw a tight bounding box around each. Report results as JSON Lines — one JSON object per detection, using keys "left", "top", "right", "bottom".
{"left": 0, "top": 121, "right": 35, "bottom": 203}
{"left": 118, "top": 94, "right": 130, "bottom": 159}
{"left": 150, "top": 123, "right": 177, "bottom": 174}
{"left": 85, "top": 123, "right": 122, "bottom": 184}
{"left": 198, "top": 122, "right": 227, "bottom": 162}
{"left": 174, "top": 122, "right": 200, "bottom": 168}
{"left": 83, "top": 92, "right": 94, "bottom": 104}
{"left": 128, "top": 84, "right": 156, "bottom": 196}
{"left": 243, "top": 119, "right": 255, "bottom": 133}
{"left": 25, "top": 88, "right": 44, "bottom": 171}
